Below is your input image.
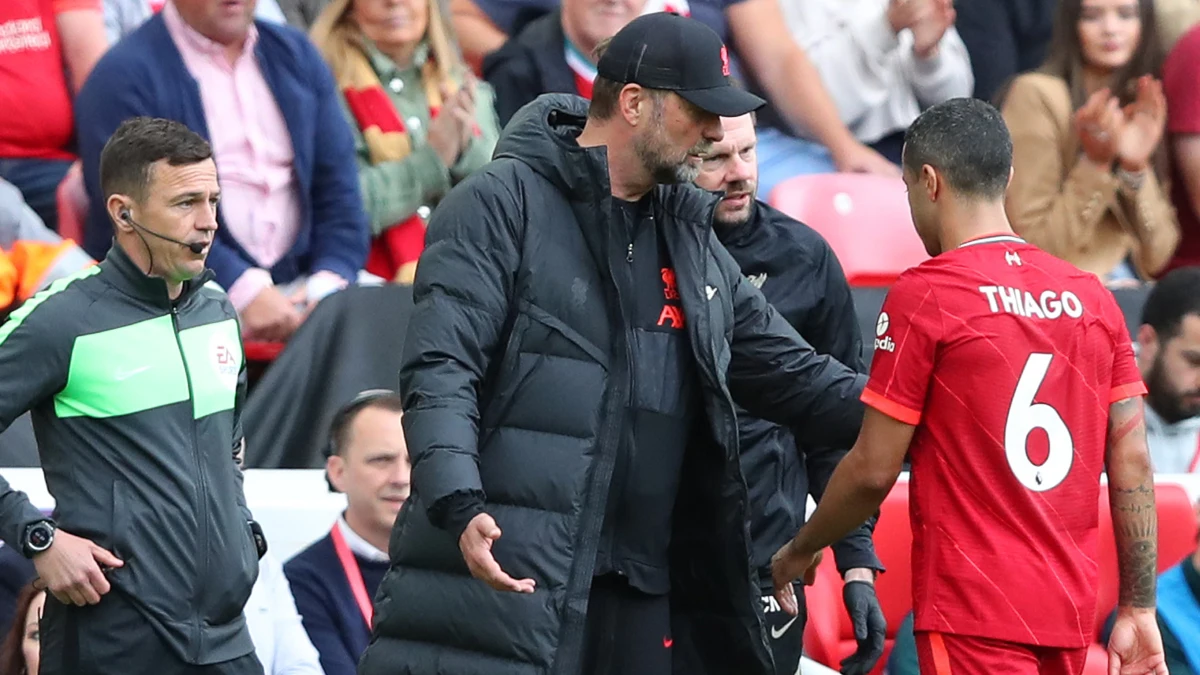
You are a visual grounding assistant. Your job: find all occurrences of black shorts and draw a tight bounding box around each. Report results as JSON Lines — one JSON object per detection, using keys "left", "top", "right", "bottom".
{"left": 760, "top": 584, "right": 806, "bottom": 675}
{"left": 582, "top": 574, "right": 673, "bottom": 675}
{"left": 39, "top": 591, "right": 264, "bottom": 675}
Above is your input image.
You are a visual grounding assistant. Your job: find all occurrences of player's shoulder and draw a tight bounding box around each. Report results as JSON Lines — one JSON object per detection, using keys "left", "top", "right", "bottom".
{"left": 3, "top": 265, "right": 104, "bottom": 333}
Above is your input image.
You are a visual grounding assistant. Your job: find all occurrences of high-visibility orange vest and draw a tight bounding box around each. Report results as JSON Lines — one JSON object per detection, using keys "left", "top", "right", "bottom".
{"left": 0, "top": 240, "right": 91, "bottom": 310}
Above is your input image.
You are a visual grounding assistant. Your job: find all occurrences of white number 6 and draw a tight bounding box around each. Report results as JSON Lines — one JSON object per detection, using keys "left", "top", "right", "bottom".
{"left": 1005, "top": 353, "right": 1074, "bottom": 492}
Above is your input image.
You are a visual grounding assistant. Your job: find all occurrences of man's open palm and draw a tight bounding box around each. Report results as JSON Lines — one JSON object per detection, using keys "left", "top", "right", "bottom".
{"left": 459, "top": 513, "right": 536, "bottom": 594}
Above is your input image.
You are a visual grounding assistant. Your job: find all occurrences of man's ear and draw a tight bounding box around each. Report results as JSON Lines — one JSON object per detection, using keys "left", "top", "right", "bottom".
{"left": 1136, "top": 324, "right": 1158, "bottom": 366}
{"left": 619, "top": 84, "right": 648, "bottom": 127}
{"left": 326, "top": 455, "right": 347, "bottom": 493}
{"left": 921, "top": 165, "right": 940, "bottom": 202}
{"left": 107, "top": 194, "right": 134, "bottom": 232}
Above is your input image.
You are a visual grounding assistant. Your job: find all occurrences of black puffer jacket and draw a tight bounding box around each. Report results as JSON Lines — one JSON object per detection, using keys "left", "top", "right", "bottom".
{"left": 359, "top": 94, "right": 866, "bottom": 675}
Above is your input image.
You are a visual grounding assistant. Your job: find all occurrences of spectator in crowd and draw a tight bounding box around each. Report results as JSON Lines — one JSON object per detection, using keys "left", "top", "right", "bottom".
{"left": 0, "top": 0, "right": 107, "bottom": 233}
{"left": 954, "top": 0, "right": 1057, "bottom": 101}
{"left": 694, "top": 113, "right": 886, "bottom": 675}
{"left": 0, "top": 178, "right": 95, "bottom": 319}
{"left": 286, "top": 391, "right": 408, "bottom": 675}
{"left": 245, "top": 553, "right": 326, "bottom": 675}
{"left": 0, "top": 544, "right": 35, "bottom": 642}
{"left": 483, "top": 0, "right": 645, "bottom": 126}
{"left": 780, "top": 0, "right": 974, "bottom": 165}
{"left": 1163, "top": 22, "right": 1200, "bottom": 271}
{"left": 359, "top": 14, "right": 867, "bottom": 675}
{"left": 0, "top": 583, "right": 44, "bottom": 675}
{"left": 1101, "top": 498, "right": 1200, "bottom": 675}
{"left": 311, "top": 0, "right": 499, "bottom": 284}
{"left": 1136, "top": 266, "right": 1200, "bottom": 473}
{"left": 76, "top": 0, "right": 370, "bottom": 343}
{"left": 1001, "top": 0, "right": 1178, "bottom": 284}
{"left": 103, "top": 0, "right": 287, "bottom": 44}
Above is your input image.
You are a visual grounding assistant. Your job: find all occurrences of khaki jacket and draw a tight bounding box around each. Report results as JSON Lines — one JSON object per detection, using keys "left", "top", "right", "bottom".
{"left": 1002, "top": 73, "right": 1179, "bottom": 279}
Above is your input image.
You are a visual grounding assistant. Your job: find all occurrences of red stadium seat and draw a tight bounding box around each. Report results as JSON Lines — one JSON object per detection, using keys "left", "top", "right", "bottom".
{"left": 803, "top": 482, "right": 913, "bottom": 675}
{"left": 767, "top": 173, "right": 928, "bottom": 287}
{"left": 244, "top": 340, "right": 285, "bottom": 362}
{"left": 804, "top": 479, "right": 1196, "bottom": 675}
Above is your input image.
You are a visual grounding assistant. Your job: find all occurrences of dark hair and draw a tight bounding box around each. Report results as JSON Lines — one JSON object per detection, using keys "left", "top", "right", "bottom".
{"left": 99, "top": 117, "right": 213, "bottom": 203}
{"left": 1027, "top": 0, "right": 1167, "bottom": 179}
{"left": 0, "top": 583, "right": 43, "bottom": 675}
{"left": 1040, "top": 0, "right": 1162, "bottom": 108}
{"left": 324, "top": 390, "right": 405, "bottom": 490}
{"left": 1140, "top": 266, "right": 1200, "bottom": 341}
{"left": 902, "top": 98, "right": 1013, "bottom": 200}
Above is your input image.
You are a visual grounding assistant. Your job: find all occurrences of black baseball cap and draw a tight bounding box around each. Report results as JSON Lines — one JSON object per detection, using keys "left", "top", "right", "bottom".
{"left": 596, "top": 12, "right": 766, "bottom": 117}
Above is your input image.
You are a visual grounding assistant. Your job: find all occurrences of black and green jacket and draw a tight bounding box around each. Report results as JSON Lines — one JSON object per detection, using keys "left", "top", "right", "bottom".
{"left": 0, "top": 243, "right": 259, "bottom": 665}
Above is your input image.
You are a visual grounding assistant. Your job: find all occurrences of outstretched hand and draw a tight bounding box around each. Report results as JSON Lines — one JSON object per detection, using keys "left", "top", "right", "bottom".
{"left": 459, "top": 513, "right": 536, "bottom": 593}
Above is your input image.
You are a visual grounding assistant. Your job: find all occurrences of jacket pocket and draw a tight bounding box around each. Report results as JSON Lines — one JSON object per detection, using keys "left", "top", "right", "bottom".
{"left": 204, "top": 509, "right": 258, "bottom": 626}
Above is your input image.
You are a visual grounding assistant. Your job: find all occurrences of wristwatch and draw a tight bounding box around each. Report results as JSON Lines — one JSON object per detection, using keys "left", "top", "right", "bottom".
{"left": 21, "top": 519, "right": 56, "bottom": 558}
{"left": 248, "top": 520, "right": 268, "bottom": 560}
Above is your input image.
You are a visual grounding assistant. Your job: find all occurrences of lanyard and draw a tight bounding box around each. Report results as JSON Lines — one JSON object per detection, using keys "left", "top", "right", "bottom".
{"left": 330, "top": 523, "right": 374, "bottom": 628}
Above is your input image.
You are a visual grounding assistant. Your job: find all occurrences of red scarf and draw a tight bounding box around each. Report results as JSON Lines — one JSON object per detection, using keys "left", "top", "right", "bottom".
{"left": 342, "top": 49, "right": 478, "bottom": 283}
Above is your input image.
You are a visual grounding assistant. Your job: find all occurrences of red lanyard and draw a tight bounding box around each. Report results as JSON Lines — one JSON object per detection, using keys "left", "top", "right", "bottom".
{"left": 330, "top": 523, "right": 374, "bottom": 628}
{"left": 1188, "top": 433, "right": 1200, "bottom": 474}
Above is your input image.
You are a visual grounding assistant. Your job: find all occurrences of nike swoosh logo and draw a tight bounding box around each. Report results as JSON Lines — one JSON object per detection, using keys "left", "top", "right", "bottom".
{"left": 770, "top": 615, "right": 798, "bottom": 639}
{"left": 114, "top": 366, "right": 151, "bottom": 381}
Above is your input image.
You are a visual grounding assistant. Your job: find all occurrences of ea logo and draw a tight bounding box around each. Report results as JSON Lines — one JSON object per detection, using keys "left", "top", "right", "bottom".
{"left": 875, "top": 312, "right": 890, "bottom": 337}
{"left": 209, "top": 332, "right": 240, "bottom": 390}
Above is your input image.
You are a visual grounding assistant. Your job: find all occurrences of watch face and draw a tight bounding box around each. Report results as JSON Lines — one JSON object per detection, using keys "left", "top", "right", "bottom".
{"left": 28, "top": 525, "right": 52, "bottom": 550}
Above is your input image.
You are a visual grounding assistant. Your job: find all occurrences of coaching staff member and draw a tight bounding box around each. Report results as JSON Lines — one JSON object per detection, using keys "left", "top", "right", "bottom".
{"left": 359, "top": 13, "right": 867, "bottom": 675}
{"left": 695, "top": 113, "right": 886, "bottom": 675}
{"left": 0, "top": 117, "right": 265, "bottom": 675}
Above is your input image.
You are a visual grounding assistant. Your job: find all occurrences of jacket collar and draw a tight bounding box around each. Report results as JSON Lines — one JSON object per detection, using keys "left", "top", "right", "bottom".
{"left": 104, "top": 240, "right": 215, "bottom": 307}
{"left": 712, "top": 199, "right": 763, "bottom": 249}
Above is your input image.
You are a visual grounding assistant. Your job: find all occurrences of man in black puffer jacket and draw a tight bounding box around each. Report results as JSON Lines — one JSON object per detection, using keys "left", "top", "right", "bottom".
{"left": 695, "top": 113, "right": 887, "bottom": 675}
{"left": 359, "top": 14, "right": 867, "bottom": 675}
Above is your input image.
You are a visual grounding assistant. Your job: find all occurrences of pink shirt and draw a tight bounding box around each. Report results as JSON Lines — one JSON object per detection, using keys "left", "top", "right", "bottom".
{"left": 163, "top": 0, "right": 302, "bottom": 310}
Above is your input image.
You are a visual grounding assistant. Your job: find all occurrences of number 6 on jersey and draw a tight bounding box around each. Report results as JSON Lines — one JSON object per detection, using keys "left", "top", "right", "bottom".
{"left": 1005, "top": 353, "right": 1074, "bottom": 492}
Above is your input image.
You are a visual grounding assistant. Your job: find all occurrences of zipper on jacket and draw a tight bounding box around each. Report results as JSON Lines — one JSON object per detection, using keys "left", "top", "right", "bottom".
{"left": 171, "top": 303, "right": 208, "bottom": 659}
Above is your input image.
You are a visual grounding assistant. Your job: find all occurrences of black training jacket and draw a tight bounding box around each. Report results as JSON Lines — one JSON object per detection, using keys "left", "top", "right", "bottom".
{"left": 359, "top": 94, "right": 866, "bottom": 675}
{"left": 0, "top": 244, "right": 258, "bottom": 665}
{"left": 716, "top": 201, "right": 884, "bottom": 590}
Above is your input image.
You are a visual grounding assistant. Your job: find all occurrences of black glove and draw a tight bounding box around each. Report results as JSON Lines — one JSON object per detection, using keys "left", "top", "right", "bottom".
{"left": 248, "top": 520, "right": 268, "bottom": 560}
{"left": 840, "top": 579, "right": 886, "bottom": 675}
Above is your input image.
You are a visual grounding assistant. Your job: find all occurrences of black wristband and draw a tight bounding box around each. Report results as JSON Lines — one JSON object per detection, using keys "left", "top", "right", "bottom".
{"left": 248, "top": 520, "right": 268, "bottom": 559}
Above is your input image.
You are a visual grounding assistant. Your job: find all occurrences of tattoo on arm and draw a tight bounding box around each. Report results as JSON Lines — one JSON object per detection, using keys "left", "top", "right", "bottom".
{"left": 1107, "top": 397, "right": 1158, "bottom": 609}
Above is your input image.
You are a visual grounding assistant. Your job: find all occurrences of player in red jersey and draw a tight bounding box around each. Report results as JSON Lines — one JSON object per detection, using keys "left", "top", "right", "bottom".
{"left": 770, "top": 98, "right": 1168, "bottom": 675}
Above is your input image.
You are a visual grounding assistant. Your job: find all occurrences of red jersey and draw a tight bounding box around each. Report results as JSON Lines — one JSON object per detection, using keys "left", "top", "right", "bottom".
{"left": 863, "top": 234, "right": 1146, "bottom": 648}
{"left": 0, "top": 0, "right": 99, "bottom": 161}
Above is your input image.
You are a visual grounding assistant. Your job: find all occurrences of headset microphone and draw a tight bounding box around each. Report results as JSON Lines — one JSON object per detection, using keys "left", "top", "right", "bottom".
{"left": 122, "top": 210, "right": 207, "bottom": 255}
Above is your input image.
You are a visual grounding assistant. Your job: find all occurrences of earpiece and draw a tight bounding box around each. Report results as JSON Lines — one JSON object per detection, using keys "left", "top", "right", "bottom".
{"left": 121, "top": 209, "right": 131, "bottom": 222}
